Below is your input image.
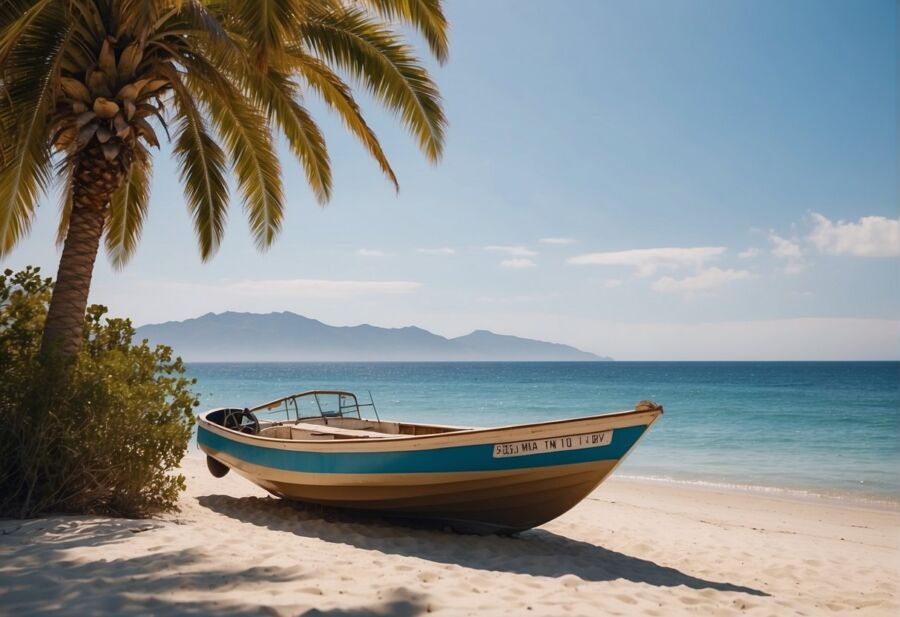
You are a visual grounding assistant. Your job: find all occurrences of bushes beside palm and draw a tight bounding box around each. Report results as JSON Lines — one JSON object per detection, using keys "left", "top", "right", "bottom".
{"left": 0, "top": 267, "right": 197, "bottom": 517}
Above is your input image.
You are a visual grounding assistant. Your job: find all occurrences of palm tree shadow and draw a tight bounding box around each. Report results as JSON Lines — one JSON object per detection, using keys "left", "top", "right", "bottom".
{"left": 0, "top": 516, "right": 430, "bottom": 617}
{"left": 199, "top": 494, "right": 769, "bottom": 597}
{"left": 299, "top": 597, "right": 424, "bottom": 617}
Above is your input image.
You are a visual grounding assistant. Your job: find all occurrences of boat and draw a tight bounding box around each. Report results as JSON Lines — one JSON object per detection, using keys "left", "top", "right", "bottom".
{"left": 197, "top": 391, "right": 663, "bottom": 533}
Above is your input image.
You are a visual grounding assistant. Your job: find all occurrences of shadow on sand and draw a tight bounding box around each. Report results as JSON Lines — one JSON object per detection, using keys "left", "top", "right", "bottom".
{"left": 0, "top": 517, "right": 429, "bottom": 617}
{"left": 0, "top": 493, "right": 767, "bottom": 616}
{"left": 199, "top": 494, "right": 769, "bottom": 597}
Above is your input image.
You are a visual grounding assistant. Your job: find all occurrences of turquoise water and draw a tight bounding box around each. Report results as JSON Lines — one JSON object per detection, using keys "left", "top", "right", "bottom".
{"left": 186, "top": 362, "right": 899, "bottom": 503}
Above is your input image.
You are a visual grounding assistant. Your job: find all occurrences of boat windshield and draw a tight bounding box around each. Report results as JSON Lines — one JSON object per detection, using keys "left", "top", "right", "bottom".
{"left": 250, "top": 390, "right": 379, "bottom": 423}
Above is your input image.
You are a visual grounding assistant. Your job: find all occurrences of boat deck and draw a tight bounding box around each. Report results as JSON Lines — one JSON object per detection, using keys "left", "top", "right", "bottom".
{"left": 291, "top": 423, "right": 388, "bottom": 439}
{"left": 257, "top": 417, "right": 466, "bottom": 441}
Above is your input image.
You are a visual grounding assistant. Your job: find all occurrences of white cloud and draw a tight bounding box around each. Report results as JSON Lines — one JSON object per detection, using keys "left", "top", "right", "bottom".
{"left": 769, "top": 233, "right": 801, "bottom": 259}
{"left": 500, "top": 258, "right": 536, "bottom": 269}
{"left": 768, "top": 233, "right": 806, "bottom": 274}
{"left": 807, "top": 213, "right": 900, "bottom": 258}
{"left": 416, "top": 247, "right": 456, "bottom": 255}
{"left": 738, "top": 248, "right": 760, "bottom": 259}
{"left": 568, "top": 246, "right": 725, "bottom": 276}
{"left": 780, "top": 261, "right": 808, "bottom": 275}
{"left": 539, "top": 237, "right": 576, "bottom": 245}
{"left": 604, "top": 279, "right": 622, "bottom": 288}
{"left": 356, "top": 248, "right": 386, "bottom": 257}
{"left": 484, "top": 245, "right": 538, "bottom": 257}
{"left": 652, "top": 267, "right": 752, "bottom": 294}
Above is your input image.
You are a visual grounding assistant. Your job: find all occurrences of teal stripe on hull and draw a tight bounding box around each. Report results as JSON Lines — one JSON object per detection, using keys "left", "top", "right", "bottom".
{"left": 198, "top": 425, "right": 648, "bottom": 475}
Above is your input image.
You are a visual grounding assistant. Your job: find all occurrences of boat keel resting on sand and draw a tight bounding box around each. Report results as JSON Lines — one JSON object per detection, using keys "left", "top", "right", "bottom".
{"left": 197, "top": 391, "right": 663, "bottom": 533}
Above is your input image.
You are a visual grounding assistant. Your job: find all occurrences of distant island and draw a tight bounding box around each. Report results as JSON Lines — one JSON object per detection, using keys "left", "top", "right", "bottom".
{"left": 135, "top": 311, "right": 609, "bottom": 362}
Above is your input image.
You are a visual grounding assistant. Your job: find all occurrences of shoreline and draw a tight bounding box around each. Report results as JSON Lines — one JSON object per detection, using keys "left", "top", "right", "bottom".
{"left": 615, "top": 473, "right": 900, "bottom": 512}
{"left": 1, "top": 456, "right": 897, "bottom": 615}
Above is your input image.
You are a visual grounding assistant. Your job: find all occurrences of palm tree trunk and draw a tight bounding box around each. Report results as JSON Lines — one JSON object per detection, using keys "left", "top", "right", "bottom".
{"left": 40, "top": 142, "right": 129, "bottom": 361}
{"left": 40, "top": 203, "right": 105, "bottom": 359}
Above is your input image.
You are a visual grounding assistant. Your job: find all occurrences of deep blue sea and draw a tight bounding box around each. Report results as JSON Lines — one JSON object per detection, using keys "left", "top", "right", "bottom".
{"left": 185, "top": 362, "right": 900, "bottom": 504}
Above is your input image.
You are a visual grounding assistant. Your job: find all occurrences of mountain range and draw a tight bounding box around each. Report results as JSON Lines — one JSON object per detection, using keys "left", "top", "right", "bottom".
{"left": 135, "top": 311, "right": 608, "bottom": 361}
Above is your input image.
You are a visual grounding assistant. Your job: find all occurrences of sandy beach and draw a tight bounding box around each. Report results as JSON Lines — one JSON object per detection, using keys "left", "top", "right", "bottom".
{"left": 1, "top": 454, "right": 897, "bottom": 616}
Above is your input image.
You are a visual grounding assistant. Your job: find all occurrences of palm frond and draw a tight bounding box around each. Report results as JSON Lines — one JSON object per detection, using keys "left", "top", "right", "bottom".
{"left": 299, "top": 5, "right": 446, "bottom": 162}
{"left": 111, "top": 0, "right": 171, "bottom": 39}
{"left": 243, "top": 65, "right": 332, "bottom": 203}
{"left": 291, "top": 51, "right": 397, "bottom": 189}
{"left": 149, "top": 2, "right": 243, "bottom": 70}
{"left": 358, "top": 0, "right": 448, "bottom": 64}
{"left": 219, "top": 0, "right": 304, "bottom": 68}
{"left": 0, "top": 0, "right": 56, "bottom": 65}
{"left": 105, "top": 149, "right": 152, "bottom": 268}
{"left": 183, "top": 63, "right": 285, "bottom": 250}
{"left": 0, "top": 2, "right": 68, "bottom": 256}
{"left": 168, "top": 72, "right": 230, "bottom": 260}
{"left": 0, "top": 0, "right": 42, "bottom": 27}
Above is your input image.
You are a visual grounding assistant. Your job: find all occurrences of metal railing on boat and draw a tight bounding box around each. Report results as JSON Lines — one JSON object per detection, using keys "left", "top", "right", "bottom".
{"left": 250, "top": 390, "right": 381, "bottom": 424}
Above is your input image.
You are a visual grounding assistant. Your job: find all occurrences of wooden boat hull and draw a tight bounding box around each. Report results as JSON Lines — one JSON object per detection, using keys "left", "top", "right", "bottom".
{"left": 198, "top": 406, "right": 661, "bottom": 533}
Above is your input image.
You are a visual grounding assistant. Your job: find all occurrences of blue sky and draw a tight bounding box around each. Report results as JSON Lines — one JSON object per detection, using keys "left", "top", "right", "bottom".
{"left": 6, "top": 0, "right": 899, "bottom": 359}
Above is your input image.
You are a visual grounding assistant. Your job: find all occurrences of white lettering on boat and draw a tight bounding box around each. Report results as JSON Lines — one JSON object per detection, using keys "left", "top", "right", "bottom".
{"left": 492, "top": 430, "right": 613, "bottom": 458}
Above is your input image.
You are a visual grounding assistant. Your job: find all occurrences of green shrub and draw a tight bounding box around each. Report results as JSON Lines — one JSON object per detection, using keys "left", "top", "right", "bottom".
{"left": 0, "top": 267, "right": 197, "bottom": 518}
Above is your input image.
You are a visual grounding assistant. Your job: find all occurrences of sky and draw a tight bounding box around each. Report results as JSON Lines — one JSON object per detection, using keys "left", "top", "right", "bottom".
{"left": 5, "top": 0, "right": 899, "bottom": 360}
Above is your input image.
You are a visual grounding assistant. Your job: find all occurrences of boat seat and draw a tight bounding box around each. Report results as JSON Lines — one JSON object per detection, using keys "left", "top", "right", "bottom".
{"left": 290, "top": 423, "right": 388, "bottom": 440}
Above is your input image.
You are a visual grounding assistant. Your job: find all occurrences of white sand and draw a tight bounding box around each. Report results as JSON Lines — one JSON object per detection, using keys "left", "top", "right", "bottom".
{"left": 1, "top": 454, "right": 897, "bottom": 616}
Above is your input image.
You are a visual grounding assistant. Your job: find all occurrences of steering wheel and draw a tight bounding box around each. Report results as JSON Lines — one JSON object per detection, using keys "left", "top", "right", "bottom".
{"left": 223, "top": 408, "right": 260, "bottom": 435}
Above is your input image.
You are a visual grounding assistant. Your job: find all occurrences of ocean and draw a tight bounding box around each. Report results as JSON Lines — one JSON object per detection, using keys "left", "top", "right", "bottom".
{"left": 185, "top": 361, "right": 900, "bottom": 504}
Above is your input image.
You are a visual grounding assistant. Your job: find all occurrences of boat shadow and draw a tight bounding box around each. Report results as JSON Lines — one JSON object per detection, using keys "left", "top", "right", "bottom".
{"left": 198, "top": 494, "right": 769, "bottom": 597}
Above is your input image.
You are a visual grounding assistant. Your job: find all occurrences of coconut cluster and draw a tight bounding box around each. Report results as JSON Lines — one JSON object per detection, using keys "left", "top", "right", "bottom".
{"left": 51, "top": 37, "right": 165, "bottom": 164}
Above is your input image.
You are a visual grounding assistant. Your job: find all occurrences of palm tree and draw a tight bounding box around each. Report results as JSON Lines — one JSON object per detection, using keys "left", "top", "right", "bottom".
{"left": 0, "top": 0, "right": 447, "bottom": 359}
